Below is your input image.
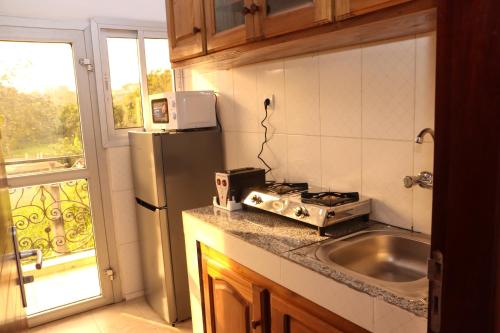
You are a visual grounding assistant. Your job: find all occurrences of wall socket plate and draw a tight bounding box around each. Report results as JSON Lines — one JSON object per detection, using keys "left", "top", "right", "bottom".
{"left": 264, "top": 94, "right": 275, "bottom": 110}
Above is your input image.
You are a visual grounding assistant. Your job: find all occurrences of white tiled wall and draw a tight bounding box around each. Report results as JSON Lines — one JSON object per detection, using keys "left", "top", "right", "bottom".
{"left": 106, "top": 146, "right": 143, "bottom": 299}
{"left": 183, "top": 32, "right": 436, "bottom": 233}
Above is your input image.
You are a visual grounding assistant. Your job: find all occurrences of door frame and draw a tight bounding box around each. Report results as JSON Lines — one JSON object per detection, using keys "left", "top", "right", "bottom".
{"left": 430, "top": 0, "right": 500, "bottom": 331}
{"left": 0, "top": 22, "right": 123, "bottom": 326}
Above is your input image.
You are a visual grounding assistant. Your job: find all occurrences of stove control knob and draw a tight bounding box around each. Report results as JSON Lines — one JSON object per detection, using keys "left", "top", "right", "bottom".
{"left": 251, "top": 195, "right": 263, "bottom": 204}
{"left": 294, "top": 206, "right": 309, "bottom": 218}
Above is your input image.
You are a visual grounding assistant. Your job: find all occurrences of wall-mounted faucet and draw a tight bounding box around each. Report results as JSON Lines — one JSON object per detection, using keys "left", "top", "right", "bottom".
{"left": 415, "top": 128, "right": 435, "bottom": 144}
{"left": 403, "top": 171, "right": 433, "bottom": 189}
{"left": 404, "top": 128, "right": 435, "bottom": 189}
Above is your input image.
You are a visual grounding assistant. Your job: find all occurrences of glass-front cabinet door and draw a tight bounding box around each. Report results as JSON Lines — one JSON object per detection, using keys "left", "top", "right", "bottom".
{"left": 255, "top": 0, "right": 333, "bottom": 38}
{"left": 266, "top": 0, "right": 314, "bottom": 14}
{"left": 205, "top": 0, "right": 258, "bottom": 52}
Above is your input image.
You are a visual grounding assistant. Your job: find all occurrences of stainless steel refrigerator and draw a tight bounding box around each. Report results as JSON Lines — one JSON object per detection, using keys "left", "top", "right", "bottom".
{"left": 129, "top": 129, "right": 222, "bottom": 324}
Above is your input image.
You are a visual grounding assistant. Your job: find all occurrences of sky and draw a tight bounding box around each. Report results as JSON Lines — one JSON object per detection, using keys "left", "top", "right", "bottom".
{"left": 0, "top": 41, "right": 77, "bottom": 92}
{"left": 0, "top": 38, "right": 171, "bottom": 93}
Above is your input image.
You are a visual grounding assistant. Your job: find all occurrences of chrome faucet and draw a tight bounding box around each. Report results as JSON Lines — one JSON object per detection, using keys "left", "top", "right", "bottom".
{"left": 415, "top": 128, "right": 435, "bottom": 144}
{"left": 403, "top": 171, "right": 433, "bottom": 189}
{"left": 404, "top": 128, "right": 435, "bottom": 189}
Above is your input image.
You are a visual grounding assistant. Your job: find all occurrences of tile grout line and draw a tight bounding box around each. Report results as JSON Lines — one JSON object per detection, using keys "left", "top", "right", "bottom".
{"left": 411, "top": 34, "right": 418, "bottom": 231}
{"left": 279, "top": 59, "right": 289, "bottom": 182}
{"left": 360, "top": 44, "right": 365, "bottom": 198}
{"left": 283, "top": 59, "right": 290, "bottom": 181}
{"left": 315, "top": 54, "right": 323, "bottom": 188}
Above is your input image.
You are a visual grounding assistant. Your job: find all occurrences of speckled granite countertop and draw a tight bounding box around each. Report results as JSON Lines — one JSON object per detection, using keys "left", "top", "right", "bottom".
{"left": 184, "top": 205, "right": 428, "bottom": 318}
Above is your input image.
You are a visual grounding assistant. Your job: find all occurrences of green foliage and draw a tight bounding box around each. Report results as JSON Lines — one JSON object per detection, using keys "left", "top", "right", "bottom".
{"left": 111, "top": 83, "right": 143, "bottom": 129}
{"left": 0, "top": 83, "right": 83, "bottom": 160}
{"left": 147, "top": 69, "right": 173, "bottom": 95}
{"left": 111, "top": 69, "right": 174, "bottom": 129}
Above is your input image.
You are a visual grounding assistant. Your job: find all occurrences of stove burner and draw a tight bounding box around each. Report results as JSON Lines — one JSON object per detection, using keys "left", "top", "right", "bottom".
{"left": 266, "top": 182, "right": 308, "bottom": 195}
{"left": 301, "top": 191, "right": 359, "bottom": 207}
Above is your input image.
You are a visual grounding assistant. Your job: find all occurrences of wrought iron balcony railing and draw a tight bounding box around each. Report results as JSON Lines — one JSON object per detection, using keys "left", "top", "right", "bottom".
{"left": 9, "top": 179, "right": 95, "bottom": 261}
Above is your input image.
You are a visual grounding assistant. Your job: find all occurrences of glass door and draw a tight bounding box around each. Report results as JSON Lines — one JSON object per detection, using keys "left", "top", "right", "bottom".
{"left": 0, "top": 27, "right": 114, "bottom": 326}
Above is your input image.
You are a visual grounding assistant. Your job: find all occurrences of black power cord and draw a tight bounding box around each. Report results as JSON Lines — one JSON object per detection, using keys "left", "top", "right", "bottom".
{"left": 257, "top": 98, "right": 272, "bottom": 174}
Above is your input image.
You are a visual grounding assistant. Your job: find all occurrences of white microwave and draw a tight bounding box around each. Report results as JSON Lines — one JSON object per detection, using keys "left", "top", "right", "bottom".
{"left": 149, "top": 91, "right": 217, "bottom": 131}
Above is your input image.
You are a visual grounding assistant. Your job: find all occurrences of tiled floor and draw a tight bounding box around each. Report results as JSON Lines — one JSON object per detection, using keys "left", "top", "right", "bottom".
{"left": 29, "top": 298, "right": 193, "bottom": 333}
{"left": 25, "top": 263, "right": 100, "bottom": 315}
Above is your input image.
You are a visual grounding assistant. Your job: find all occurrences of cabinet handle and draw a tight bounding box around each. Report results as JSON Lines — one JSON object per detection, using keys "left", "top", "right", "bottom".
{"left": 249, "top": 3, "right": 260, "bottom": 14}
{"left": 251, "top": 319, "right": 261, "bottom": 329}
{"left": 243, "top": 4, "right": 259, "bottom": 15}
{"left": 193, "top": 26, "right": 201, "bottom": 34}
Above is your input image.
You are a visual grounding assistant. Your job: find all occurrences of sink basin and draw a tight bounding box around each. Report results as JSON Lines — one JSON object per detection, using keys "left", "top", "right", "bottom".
{"left": 314, "top": 229, "right": 430, "bottom": 298}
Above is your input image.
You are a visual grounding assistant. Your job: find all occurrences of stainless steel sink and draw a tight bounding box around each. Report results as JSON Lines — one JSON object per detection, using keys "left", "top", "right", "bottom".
{"left": 314, "top": 228, "right": 430, "bottom": 298}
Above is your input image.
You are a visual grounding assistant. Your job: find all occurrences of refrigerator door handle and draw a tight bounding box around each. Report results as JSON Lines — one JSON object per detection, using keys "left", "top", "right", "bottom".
{"left": 136, "top": 198, "right": 167, "bottom": 212}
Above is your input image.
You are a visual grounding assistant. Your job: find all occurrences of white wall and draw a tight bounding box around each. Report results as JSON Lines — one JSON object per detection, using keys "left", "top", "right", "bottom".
{"left": 184, "top": 32, "right": 436, "bottom": 234}
{"left": 106, "top": 147, "right": 144, "bottom": 299}
{"left": 0, "top": 0, "right": 166, "bottom": 22}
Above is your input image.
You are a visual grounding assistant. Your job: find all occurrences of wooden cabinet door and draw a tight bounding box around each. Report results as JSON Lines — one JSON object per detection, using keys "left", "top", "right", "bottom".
{"left": 254, "top": 0, "right": 333, "bottom": 38}
{"left": 166, "top": 0, "right": 206, "bottom": 61}
{"left": 201, "top": 248, "right": 269, "bottom": 333}
{"left": 200, "top": 244, "right": 367, "bottom": 333}
{"left": 204, "top": 0, "right": 258, "bottom": 52}
{"left": 270, "top": 293, "right": 368, "bottom": 333}
{"left": 335, "top": 0, "right": 412, "bottom": 20}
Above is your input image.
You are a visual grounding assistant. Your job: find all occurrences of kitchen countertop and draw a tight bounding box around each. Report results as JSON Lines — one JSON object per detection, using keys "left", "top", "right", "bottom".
{"left": 184, "top": 205, "right": 428, "bottom": 318}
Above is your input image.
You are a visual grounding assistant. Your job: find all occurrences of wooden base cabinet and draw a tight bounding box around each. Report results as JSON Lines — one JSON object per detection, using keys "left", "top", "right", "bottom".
{"left": 199, "top": 244, "right": 368, "bottom": 333}
{"left": 201, "top": 251, "right": 269, "bottom": 333}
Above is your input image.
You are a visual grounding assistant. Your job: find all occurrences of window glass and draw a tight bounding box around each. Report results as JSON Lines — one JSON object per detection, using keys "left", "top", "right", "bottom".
{"left": 266, "top": 0, "right": 313, "bottom": 15}
{"left": 0, "top": 41, "right": 85, "bottom": 176}
{"left": 214, "top": 0, "right": 245, "bottom": 33}
{"left": 144, "top": 38, "right": 174, "bottom": 95}
{"left": 106, "top": 38, "right": 143, "bottom": 129}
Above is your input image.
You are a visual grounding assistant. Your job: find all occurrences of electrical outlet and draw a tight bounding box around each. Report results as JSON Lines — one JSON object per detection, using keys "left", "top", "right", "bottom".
{"left": 264, "top": 94, "right": 275, "bottom": 110}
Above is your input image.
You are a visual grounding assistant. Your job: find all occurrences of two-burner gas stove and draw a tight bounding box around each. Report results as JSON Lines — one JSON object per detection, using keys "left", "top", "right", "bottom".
{"left": 242, "top": 182, "right": 371, "bottom": 235}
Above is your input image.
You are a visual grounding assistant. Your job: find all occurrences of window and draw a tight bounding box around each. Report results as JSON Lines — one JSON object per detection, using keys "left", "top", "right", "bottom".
{"left": 92, "top": 20, "right": 175, "bottom": 147}
{"left": 144, "top": 38, "right": 174, "bottom": 96}
{"left": 0, "top": 41, "right": 85, "bottom": 176}
{"left": 106, "top": 37, "right": 144, "bottom": 129}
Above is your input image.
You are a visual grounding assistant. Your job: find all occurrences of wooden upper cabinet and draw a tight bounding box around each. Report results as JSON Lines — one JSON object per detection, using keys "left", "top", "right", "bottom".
{"left": 254, "top": 0, "right": 333, "bottom": 38}
{"left": 165, "top": 0, "right": 432, "bottom": 65}
{"left": 204, "top": 0, "right": 259, "bottom": 52}
{"left": 166, "top": 0, "right": 206, "bottom": 61}
{"left": 335, "top": 0, "right": 413, "bottom": 20}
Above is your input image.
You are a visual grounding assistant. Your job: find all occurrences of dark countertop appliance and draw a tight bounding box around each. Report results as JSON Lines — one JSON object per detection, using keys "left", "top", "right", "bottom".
{"left": 215, "top": 167, "right": 265, "bottom": 208}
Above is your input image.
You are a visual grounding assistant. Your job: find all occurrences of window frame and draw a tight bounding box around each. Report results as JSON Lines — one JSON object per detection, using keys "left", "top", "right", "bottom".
{"left": 91, "top": 18, "right": 175, "bottom": 147}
